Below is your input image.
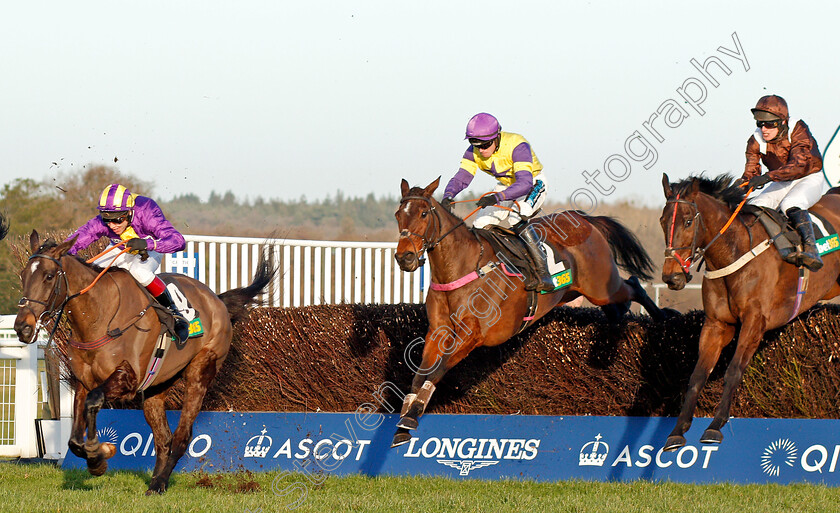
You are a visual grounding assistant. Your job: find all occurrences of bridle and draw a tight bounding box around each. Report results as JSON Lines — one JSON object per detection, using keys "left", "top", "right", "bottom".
{"left": 664, "top": 193, "right": 706, "bottom": 280}
{"left": 664, "top": 187, "right": 750, "bottom": 280}
{"left": 17, "top": 253, "right": 80, "bottom": 343}
{"left": 398, "top": 195, "right": 464, "bottom": 265}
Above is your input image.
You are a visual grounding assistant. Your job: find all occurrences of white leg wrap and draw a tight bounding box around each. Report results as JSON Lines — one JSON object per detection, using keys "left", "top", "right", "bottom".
{"left": 400, "top": 393, "right": 417, "bottom": 416}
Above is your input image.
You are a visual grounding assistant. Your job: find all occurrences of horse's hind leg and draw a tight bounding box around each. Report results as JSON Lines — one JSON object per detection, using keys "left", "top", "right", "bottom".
{"left": 664, "top": 319, "right": 736, "bottom": 451}
{"left": 701, "top": 318, "right": 766, "bottom": 445}
{"left": 142, "top": 387, "right": 173, "bottom": 489}
{"left": 147, "top": 350, "right": 219, "bottom": 495}
{"left": 83, "top": 361, "right": 137, "bottom": 476}
{"left": 626, "top": 276, "right": 668, "bottom": 321}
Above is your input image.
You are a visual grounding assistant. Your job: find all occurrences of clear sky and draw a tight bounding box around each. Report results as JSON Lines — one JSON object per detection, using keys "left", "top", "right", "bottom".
{"left": 2, "top": 1, "right": 838, "bottom": 210}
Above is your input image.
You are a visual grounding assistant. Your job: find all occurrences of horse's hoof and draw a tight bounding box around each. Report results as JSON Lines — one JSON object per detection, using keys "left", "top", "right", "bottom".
{"left": 87, "top": 459, "right": 108, "bottom": 477}
{"left": 391, "top": 430, "right": 413, "bottom": 448}
{"left": 146, "top": 480, "right": 167, "bottom": 495}
{"left": 101, "top": 442, "right": 116, "bottom": 459}
{"left": 663, "top": 435, "right": 686, "bottom": 452}
{"left": 700, "top": 429, "right": 723, "bottom": 444}
{"left": 396, "top": 416, "right": 418, "bottom": 430}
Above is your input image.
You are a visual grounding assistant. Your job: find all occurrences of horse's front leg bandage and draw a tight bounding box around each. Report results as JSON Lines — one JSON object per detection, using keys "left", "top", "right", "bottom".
{"left": 414, "top": 380, "right": 436, "bottom": 415}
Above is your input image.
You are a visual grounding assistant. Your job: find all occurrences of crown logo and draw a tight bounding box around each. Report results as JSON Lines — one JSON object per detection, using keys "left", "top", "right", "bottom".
{"left": 244, "top": 428, "right": 273, "bottom": 458}
{"left": 579, "top": 433, "right": 609, "bottom": 467}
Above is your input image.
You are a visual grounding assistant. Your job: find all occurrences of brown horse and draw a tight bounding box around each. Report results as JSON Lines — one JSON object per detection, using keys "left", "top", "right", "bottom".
{"left": 14, "top": 231, "right": 274, "bottom": 494}
{"left": 660, "top": 173, "right": 840, "bottom": 451}
{"left": 391, "top": 178, "right": 666, "bottom": 446}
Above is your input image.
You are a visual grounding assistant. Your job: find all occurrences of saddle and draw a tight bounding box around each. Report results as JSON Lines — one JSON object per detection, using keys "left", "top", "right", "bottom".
{"left": 742, "top": 205, "right": 839, "bottom": 257}
{"left": 472, "top": 226, "right": 538, "bottom": 285}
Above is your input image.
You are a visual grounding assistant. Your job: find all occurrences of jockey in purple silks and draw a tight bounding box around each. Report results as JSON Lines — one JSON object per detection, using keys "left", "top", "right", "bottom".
{"left": 441, "top": 112, "right": 554, "bottom": 292}
{"left": 65, "top": 184, "right": 190, "bottom": 342}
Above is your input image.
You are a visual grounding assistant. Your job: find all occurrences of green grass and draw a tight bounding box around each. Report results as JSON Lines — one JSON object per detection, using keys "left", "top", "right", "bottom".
{"left": 1, "top": 461, "right": 840, "bottom": 513}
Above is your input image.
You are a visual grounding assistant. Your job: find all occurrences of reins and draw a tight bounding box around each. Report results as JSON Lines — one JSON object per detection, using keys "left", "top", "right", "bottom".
{"left": 664, "top": 185, "right": 755, "bottom": 277}
{"left": 19, "top": 243, "right": 134, "bottom": 345}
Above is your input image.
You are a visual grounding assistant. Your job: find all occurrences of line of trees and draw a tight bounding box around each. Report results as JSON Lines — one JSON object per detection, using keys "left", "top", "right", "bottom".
{"left": 0, "top": 165, "right": 680, "bottom": 314}
{"left": 0, "top": 165, "right": 403, "bottom": 314}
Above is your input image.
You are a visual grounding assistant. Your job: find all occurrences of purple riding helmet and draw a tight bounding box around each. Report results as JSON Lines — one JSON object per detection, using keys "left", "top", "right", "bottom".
{"left": 465, "top": 113, "right": 501, "bottom": 141}
{"left": 98, "top": 184, "right": 136, "bottom": 212}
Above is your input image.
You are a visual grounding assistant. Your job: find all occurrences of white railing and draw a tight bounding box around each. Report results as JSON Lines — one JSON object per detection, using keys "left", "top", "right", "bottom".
{"left": 161, "top": 235, "right": 430, "bottom": 308}
{"left": 0, "top": 315, "right": 72, "bottom": 459}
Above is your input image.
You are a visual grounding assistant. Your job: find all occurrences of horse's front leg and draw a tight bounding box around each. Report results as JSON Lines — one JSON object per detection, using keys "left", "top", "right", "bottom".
{"left": 664, "top": 318, "right": 736, "bottom": 451}
{"left": 392, "top": 318, "right": 480, "bottom": 448}
{"left": 701, "top": 315, "right": 767, "bottom": 445}
{"left": 83, "top": 361, "right": 138, "bottom": 476}
{"left": 68, "top": 381, "right": 89, "bottom": 460}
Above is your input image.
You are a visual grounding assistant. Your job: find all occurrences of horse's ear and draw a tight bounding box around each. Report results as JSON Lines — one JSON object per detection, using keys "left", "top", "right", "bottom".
{"left": 424, "top": 176, "right": 441, "bottom": 197}
{"left": 662, "top": 173, "right": 672, "bottom": 198}
{"left": 56, "top": 235, "right": 77, "bottom": 256}
{"left": 400, "top": 179, "right": 410, "bottom": 198}
{"left": 29, "top": 230, "right": 40, "bottom": 254}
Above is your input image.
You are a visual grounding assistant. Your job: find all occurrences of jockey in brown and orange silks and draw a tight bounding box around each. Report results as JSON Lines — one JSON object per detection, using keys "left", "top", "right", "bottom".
{"left": 441, "top": 112, "right": 555, "bottom": 292}
{"left": 64, "top": 184, "right": 190, "bottom": 342}
{"left": 741, "top": 95, "right": 825, "bottom": 271}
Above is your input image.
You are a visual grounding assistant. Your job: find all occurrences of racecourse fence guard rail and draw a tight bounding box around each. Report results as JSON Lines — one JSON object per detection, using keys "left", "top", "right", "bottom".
{"left": 161, "top": 235, "right": 699, "bottom": 308}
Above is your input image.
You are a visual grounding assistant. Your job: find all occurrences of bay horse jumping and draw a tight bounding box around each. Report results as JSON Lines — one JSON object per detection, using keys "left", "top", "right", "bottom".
{"left": 14, "top": 231, "right": 274, "bottom": 494}
{"left": 660, "top": 173, "right": 840, "bottom": 451}
{"left": 391, "top": 178, "right": 666, "bottom": 447}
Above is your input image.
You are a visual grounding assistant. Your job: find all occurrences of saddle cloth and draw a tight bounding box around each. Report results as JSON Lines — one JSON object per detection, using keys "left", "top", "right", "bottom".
{"left": 743, "top": 205, "right": 840, "bottom": 257}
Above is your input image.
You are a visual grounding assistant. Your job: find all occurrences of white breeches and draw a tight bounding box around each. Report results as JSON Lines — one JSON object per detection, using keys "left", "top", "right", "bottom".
{"left": 747, "top": 172, "right": 827, "bottom": 212}
{"left": 473, "top": 176, "right": 548, "bottom": 229}
{"left": 91, "top": 245, "right": 163, "bottom": 287}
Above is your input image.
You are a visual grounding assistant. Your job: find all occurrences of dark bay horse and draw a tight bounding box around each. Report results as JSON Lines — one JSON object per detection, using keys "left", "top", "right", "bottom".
{"left": 660, "top": 173, "right": 840, "bottom": 451}
{"left": 14, "top": 231, "right": 274, "bottom": 494}
{"left": 391, "top": 178, "right": 666, "bottom": 447}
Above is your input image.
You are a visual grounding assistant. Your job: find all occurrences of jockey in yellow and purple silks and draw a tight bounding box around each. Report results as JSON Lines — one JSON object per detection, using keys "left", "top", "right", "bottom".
{"left": 441, "top": 112, "right": 554, "bottom": 293}
{"left": 64, "top": 183, "right": 190, "bottom": 342}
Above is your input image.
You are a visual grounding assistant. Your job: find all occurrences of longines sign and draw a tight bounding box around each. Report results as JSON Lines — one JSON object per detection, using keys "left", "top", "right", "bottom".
{"left": 62, "top": 412, "right": 840, "bottom": 485}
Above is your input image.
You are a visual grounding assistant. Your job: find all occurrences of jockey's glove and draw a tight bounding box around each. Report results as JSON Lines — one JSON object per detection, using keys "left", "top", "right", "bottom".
{"left": 476, "top": 195, "right": 498, "bottom": 208}
{"left": 440, "top": 197, "right": 453, "bottom": 212}
{"left": 125, "top": 238, "right": 150, "bottom": 261}
{"left": 747, "top": 173, "right": 772, "bottom": 190}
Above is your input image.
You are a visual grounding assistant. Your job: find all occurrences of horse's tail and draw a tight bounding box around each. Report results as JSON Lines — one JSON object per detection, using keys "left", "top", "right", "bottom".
{"left": 218, "top": 254, "right": 277, "bottom": 326}
{"left": 585, "top": 215, "right": 655, "bottom": 281}
{"left": 0, "top": 213, "right": 8, "bottom": 240}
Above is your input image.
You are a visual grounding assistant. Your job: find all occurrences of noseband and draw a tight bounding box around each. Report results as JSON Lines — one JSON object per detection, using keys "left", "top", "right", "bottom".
{"left": 398, "top": 195, "right": 464, "bottom": 265}
{"left": 664, "top": 194, "right": 705, "bottom": 279}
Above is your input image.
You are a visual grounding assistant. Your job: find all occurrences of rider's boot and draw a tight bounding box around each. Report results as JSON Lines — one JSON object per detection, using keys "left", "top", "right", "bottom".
{"left": 787, "top": 207, "right": 824, "bottom": 271}
{"left": 146, "top": 278, "right": 190, "bottom": 342}
{"left": 514, "top": 222, "right": 557, "bottom": 293}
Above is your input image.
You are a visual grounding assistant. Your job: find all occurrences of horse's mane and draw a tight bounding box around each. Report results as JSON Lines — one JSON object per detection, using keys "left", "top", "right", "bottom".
{"left": 36, "top": 239, "right": 105, "bottom": 271}
{"left": 671, "top": 174, "right": 746, "bottom": 209}
{"left": 404, "top": 187, "right": 465, "bottom": 222}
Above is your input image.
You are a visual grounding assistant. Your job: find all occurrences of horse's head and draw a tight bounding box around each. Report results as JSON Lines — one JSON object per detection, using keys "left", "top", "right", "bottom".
{"left": 660, "top": 173, "right": 744, "bottom": 290}
{"left": 14, "top": 230, "right": 77, "bottom": 343}
{"left": 394, "top": 177, "right": 442, "bottom": 272}
{"left": 660, "top": 174, "right": 702, "bottom": 290}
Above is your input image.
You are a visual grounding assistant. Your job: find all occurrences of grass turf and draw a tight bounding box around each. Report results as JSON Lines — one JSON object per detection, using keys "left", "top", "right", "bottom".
{"left": 1, "top": 461, "right": 839, "bottom": 513}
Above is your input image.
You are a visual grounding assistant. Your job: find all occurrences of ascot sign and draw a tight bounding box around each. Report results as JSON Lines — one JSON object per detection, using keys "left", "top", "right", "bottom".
{"left": 63, "top": 412, "right": 840, "bottom": 488}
